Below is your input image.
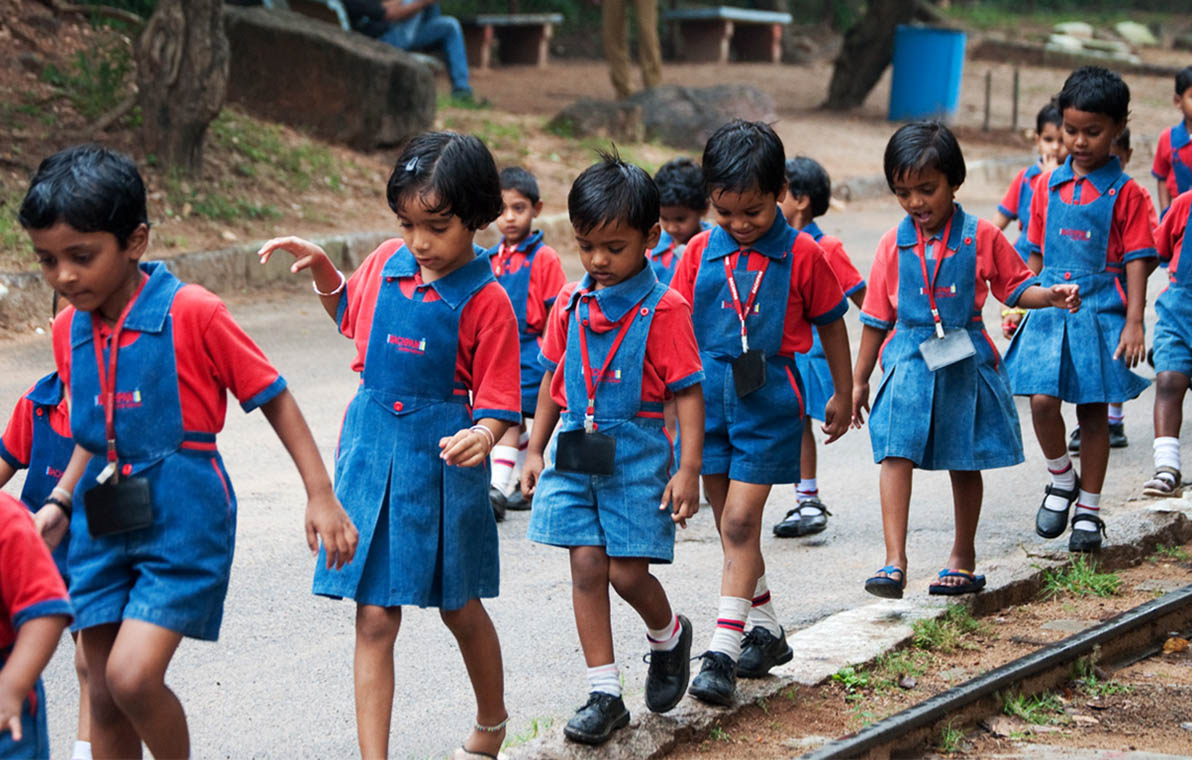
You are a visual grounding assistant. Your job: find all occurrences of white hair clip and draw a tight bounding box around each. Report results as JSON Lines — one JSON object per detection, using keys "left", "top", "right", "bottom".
{"left": 405, "top": 157, "right": 419, "bottom": 173}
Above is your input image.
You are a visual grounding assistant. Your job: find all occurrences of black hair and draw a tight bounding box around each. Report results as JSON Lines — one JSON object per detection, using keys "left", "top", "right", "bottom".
{"left": 883, "top": 121, "right": 966, "bottom": 191}
{"left": 1176, "top": 66, "right": 1192, "bottom": 96}
{"left": 1057, "top": 66, "right": 1130, "bottom": 124}
{"left": 386, "top": 131, "right": 502, "bottom": 230}
{"left": 1114, "top": 126, "right": 1131, "bottom": 151}
{"left": 499, "top": 166, "right": 540, "bottom": 205}
{"left": 568, "top": 149, "right": 659, "bottom": 237}
{"left": 784, "top": 156, "right": 831, "bottom": 218}
{"left": 18, "top": 144, "right": 148, "bottom": 248}
{"left": 654, "top": 157, "right": 707, "bottom": 211}
{"left": 1036, "top": 99, "right": 1062, "bottom": 134}
{"left": 702, "top": 119, "right": 786, "bottom": 198}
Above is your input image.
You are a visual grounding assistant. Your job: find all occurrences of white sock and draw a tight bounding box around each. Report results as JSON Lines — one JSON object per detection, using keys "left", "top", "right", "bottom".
{"left": 647, "top": 613, "right": 681, "bottom": 651}
{"left": 72, "top": 741, "right": 92, "bottom": 760}
{"left": 745, "top": 576, "right": 781, "bottom": 636}
{"left": 490, "top": 444, "right": 518, "bottom": 495}
{"left": 796, "top": 478, "right": 818, "bottom": 503}
{"left": 587, "top": 663, "right": 621, "bottom": 697}
{"left": 510, "top": 429, "right": 530, "bottom": 490}
{"left": 1043, "top": 454, "right": 1077, "bottom": 511}
{"left": 708, "top": 596, "right": 750, "bottom": 662}
{"left": 1154, "top": 436, "right": 1180, "bottom": 472}
{"left": 1107, "top": 404, "right": 1124, "bottom": 424}
{"left": 1072, "top": 490, "right": 1101, "bottom": 532}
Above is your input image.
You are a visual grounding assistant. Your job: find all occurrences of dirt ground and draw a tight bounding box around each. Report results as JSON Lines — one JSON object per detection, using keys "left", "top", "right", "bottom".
{"left": 664, "top": 541, "right": 1192, "bottom": 758}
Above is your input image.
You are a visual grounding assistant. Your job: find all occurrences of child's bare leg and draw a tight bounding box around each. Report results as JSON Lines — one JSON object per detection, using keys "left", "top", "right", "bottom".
{"left": 1075, "top": 403, "right": 1109, "bottom": 493}
{"left": 570, "top": 546, "right": 614, "bottom": 666}
{"left": 702, "top": 474, "right": 729, "bottom": 527}
{"left": 440, "top": 599, "right": 507, "bottom": 756}
{"left": 82, "top": 624, "right": 141, "bottom": 759}
{"left": 73, "top": 632, "right": 90, "bottom": 743}
{"left": 1154, "top": 371, "right": 1189, "bottom": 439}
{"left": 877, "top": 457, "right": 914, "bottom": 576}
{"left": 717, "top": 481, "right": 772, "bottom": 598}
{"left": 102, "top": 620, "right": 187, "bottom": 759}
{"left": 608, "top": 557, "right": 672, "bottom": 630}
{"left": 800, "top": 425, "right": 816, "bottom": 482}
{"left": 1030, "top": 394, "right": 1067, "bottom": 458}
{"left": 496, "top": 426, "right": 521, "bottom": 448}
{"left": 354, "top": 604, "right": 401, "bottom": 759}
{"left": 938, "top": 470, "right": 982, "bottom": 586}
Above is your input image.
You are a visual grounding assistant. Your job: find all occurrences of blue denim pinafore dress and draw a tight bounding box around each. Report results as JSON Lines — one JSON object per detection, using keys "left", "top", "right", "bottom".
{"left": 488, "top": 230, "right": 549, "bottom": 415}
{"left": 1012, "top": 163, "right": 1043, "bottom": 261}
{"left": 1170, "top": 121, "right": 1192, "bottom": 198}
{"left": 793, "top": 221, "right": 837, "bottom": 422}
{"left": 16, "top": 373, "right": 73, "bottom": 579}
{"left": 1152, "top": 206, "right": 1192, "bottom": 375}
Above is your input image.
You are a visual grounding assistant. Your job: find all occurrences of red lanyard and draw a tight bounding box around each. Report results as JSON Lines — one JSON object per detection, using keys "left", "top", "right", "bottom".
{"left": 914, "top": 215, "right": 954, "bottom": 339}
{"left": 722, "top": 253, "right": 769, "bottom": 353}
{"left": 493, "top": 244, "right": 514, "bottom": 276}
{"left": 90, "top": 276, "right": 147, "bottom": 474}
{"left": 575, "top": 293, "right": 645, "bottom": 431}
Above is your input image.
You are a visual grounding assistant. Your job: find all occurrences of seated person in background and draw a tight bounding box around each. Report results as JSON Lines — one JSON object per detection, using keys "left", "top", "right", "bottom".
{"left": 343, "top": 0, "right": 475, "bottom": 101}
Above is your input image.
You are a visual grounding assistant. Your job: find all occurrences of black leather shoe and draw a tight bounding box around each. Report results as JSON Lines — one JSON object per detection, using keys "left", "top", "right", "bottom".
{"left": 489, "top": 486, "right": 507, "bottom": 523}
{"left": 773, "top": 498, "right": 832, "bottom": 538}
{"left": 504, "top": 487, "right": 532, "bottom": 511}
{"left": 737, "top": 626, "right": 793, "bottom": 678}
{"left": 1068, "top": 427, "right": 1081, "bottom": 453}
{"left": 1036, "top": 481, "right": 1079, "bottom": 539}
{"left": 563, "top": 692, "right": 629, "bottom": 745}
{"left": 644, "top": 615, "right": 692, "bottom": 713}
{"left": 688, "top": 651, "right": 736, "bottom": 706}
{"left": 1108, "top": 422, "right": 1128, "bottom": 448}
{"left": 1069, "top": 514, "right": 1106, "bottom": 553}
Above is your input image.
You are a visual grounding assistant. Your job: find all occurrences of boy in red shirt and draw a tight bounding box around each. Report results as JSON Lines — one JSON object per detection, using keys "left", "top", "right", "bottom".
{"left": 1151, "top": 65, "right": 1192, "bottom": 217}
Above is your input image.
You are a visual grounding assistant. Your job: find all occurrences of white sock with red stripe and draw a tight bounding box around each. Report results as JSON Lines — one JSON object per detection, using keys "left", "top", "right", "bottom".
{"left": 586, "top": 663, "right": 621, "bottom": 697}
{"left": 1072, "top": 490, "right": 1101, "bottom": 532}
{"left": 1107, "top": 404, "right": 1124, "bottom": 424}
{"left": 745, "top": 576, "right": 781, "bottom": 636}
{"left": 490, "top": 445, "right": 518, "bottom": 496}
{"left": 1043, "top": 454, "right": 1077, "bottom": 511}
{"left": 71, "top": 741, "right": 92, "bottom": 760}
{"left": 1154, "top": 437, "right": 1180, "bottom": 472}
{"left": 796, "top": 478, "right": 818, "bottom": 503}
{"left": 647, "top": 612, "right": 682, "bottom": 652}
{"left": 708, "top": 596, "right": 750, "bottom": 662}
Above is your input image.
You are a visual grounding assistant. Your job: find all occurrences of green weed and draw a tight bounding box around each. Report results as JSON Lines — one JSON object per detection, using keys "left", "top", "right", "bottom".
{"left": 782, "top": 685, "right": 799, "bottom": 702}
{"left": 209, "top": 111, "right": 345, "bottom": 194}
{"left": 756, "top": 696, "right": 769, "bottom": 715}
{"left": 912, "top": 604, "right": 984, "bottom": 652}
{"left": 1149, "top": 544, "right": 1191, "bottom": 563}
{"left": 501, "top": 717, "right": 551, "bottom": 750}
{"left": 1075, "top": 671, "right": 1132, "bottom": 697}
{"left": 938, "top": 719, "right": 965, "bottom": 753}
{"left": 41, "top": 43, "right": 131, "bottom": 120}
{"left": 1001, "top": 691, "right": 1067, "bottom": 725}
{"left": 709, "top": 725, "right": 731, "bottom": 742}
{"left": 831, "top": 665, "right": 871, "bottom": 701}
{"left": 1040, "top": 555, "right": 1121, "bottom": 599}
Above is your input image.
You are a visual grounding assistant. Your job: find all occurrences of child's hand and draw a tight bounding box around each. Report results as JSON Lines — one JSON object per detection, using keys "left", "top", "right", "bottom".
{"left": 305, "top": 490, "right": 358, "bottom": 570}
{"left": 1001, "top": 311, "right": 1023, "bottom": 339}
{"left": 1048, "top": 283, "right": 1081, "bottom": 313}
{"left": 821, "top": 394, "right": 850, "bottom": 443}
{"left": 34, "top": 503, "right": 68, "bottom": 551}
{"left": 1114, "top": 320, "right": 1146, "bottom": 367}
{"left": 439, "top": 428, "right": 491, "bottom": 467}
{"left": 1040, "top": 152, "right": 1061, "bottom": 173}
{"left": 0, "top": 682, "right": 23, "bottom": 743}
{"left": 851, "top": 382, "right": 870, "bottom": 428}
{"left": 660, "top": 467, "right": 700, "bottom": 529}
{"left": 521, "top": 451, "right": 545, "bottom": 497}
{"left": 257, "top": 236, "right": 331, "bottom": 272}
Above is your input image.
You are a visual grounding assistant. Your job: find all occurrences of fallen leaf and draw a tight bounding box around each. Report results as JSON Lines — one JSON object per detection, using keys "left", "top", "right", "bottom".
{"left": 899, "top": 676, "right": 917, "bottom": 689}
{"left": 1162, "top": 637, "right": 1189, "bottom": 654}
{"left": 1071, "top": 715, "right": 1100, "bottom": 725}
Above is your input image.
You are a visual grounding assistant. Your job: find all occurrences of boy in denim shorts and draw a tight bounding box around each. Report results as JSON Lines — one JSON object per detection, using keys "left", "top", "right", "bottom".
{"left": 522, "top": 152, "right": 705, "bottom": 745}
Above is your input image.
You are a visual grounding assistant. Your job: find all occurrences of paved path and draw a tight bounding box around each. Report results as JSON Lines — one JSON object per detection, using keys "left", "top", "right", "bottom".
{"left": 0, "top": 183, "right": 1167, "bottom": 758}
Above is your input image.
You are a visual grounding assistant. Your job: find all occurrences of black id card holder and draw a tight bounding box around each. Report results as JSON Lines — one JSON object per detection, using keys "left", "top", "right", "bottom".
{"left": 732, "top": 349, "right": 767, "bottom": 397}
{"left": 555, "top": 429, "right": 616, "bottom": 476}
{"left": 918, "top": 329, "right": 976, "bottom": 372}
{"left": 84, "top": 476, "right": 154, "bottom": 537}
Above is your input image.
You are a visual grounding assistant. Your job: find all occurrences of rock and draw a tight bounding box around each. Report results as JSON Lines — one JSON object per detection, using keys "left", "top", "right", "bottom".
{"left": 981, "top": 715, "right": 1025, "bottom": 737}
{"left": 1041, "top": 619, "right": 1097, "bottom": 633}
{"left": 1181, "top": 721, "right": 1192, "bottom": 731}
{"left": 1115, "top": 21, "right": 1158, "bottom": 47}
{"left": 1081, "top": 38, "right": 1132, "bottom": 55}
{"left": 548, "top": 100, "right": 644, "bottom": 144}
{"left": 1071, "top": 715, "right": 1100, "bottom": 725}
{"left": 223, "top": 6, "right": 434, "bottom": 149}
{"left": 898, "top": 676, "right": 917, "bottom": 689}
{"left": 1134, "top": 578, "right": 1183, "bottom": 593}
{"left": 1053, "top": 22, "right": 1093, "bottom": 38}
{"left": 1047, "top": 34, "right": 1087, "bottom": 52}
{"left": 940, "top": 667, "right": 970, "bottom": 682}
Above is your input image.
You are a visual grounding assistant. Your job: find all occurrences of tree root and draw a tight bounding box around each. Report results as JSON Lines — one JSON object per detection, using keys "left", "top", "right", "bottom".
{"left": 33, "top": 0, "right": 145, "bottom": 27}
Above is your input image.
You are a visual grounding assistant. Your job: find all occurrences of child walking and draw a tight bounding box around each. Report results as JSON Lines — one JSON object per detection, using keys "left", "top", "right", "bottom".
{"left": 485, "top": 167, "right": 566, "bottom": 518}
{"left": 21, "top": 144, "right": 358, "bottom": 759}
{"left": 853, "top": 122, "right": 1081, "bottom": 599}
{"left": 650, "top": 157, "right": 710, "bottom": 285}
{"left": 773, "top": 156, "right": 866, "bottom": 539}
{"left": 670, "top": 120, "right": 853, "bottom": 705}
{"left": 1152, "top": 65, "right": 1192, "bottom": 216}
{"left": 994, "top": 100, "right": 1065, "bottom": 261}
{"left": 258, "top": 132, "right": 521, "bottom": 759}
{"left": 522, "top": 152, "right": 705, "bottom": 744}
{"left": 1005, "top": 67, "right": 1156, "bottom": 553}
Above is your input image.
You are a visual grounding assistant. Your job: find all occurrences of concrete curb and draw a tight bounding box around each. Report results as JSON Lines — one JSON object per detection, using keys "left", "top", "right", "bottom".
{"left": 503, "top": 500, "right": 1192, "bottom": 759}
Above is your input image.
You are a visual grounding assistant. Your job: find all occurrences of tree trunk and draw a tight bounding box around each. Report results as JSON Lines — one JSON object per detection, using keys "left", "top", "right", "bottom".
{"left": 822, "top": 0, "right": 916, "bottom": 110}
{"left": 136, "top": 0, "right": 228, "bottom": 174}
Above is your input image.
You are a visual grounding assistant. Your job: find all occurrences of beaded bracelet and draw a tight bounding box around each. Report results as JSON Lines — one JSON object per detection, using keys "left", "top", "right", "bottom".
{"left": 313, "top": 269, "right": 346, "bottom": 297}
{"left": 43, "top": 495, "right": 71, "bottom": 519}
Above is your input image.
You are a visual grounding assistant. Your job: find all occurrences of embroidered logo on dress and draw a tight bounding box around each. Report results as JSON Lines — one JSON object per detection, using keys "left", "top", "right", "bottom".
{"left": 45, "top": 465, "right": 63, "bottom": 479}
{"left": 919, "top": 284, "right": 959, "bottom": 299}
{"left": 720, "top": 301, "right": 761, "bottom": 313}
{"left": 592, "top": 367, "right": 623, "bottom": 383}
{"left": 94, "top": 390, "right": 142, "bottom": 409}
{"left": 1059, "top": 228, "right": 1092, "bottom": 242}
{"left": 388, "top": 335, "right": 427, "bottom": 354}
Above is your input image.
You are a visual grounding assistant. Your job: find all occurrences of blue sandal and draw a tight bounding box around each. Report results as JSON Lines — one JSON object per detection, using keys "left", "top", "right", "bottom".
{"left": 928, "top": 568, "right": 985, "bottom": 596}
{"left": 864, "top": 565, "right": 906, "bottom": 599}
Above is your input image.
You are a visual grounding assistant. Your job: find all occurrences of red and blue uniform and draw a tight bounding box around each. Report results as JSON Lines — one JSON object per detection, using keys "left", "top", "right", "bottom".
{"left": 314, "top": 241, "right": 520, "bottom": 610}
{"left": 486, "top": 230, "right": 566, "bottom": 415}
{"left": 0, "top": 491, "right": 72, "bottom": 759}
{"left": 649, "top": 221, "right": 712, "bottom": 285}
{"left": 671, "top": 211, "right": 847, "bottom": 484}
{"left": 1152, "top": 121, "right": 1192, "bottom": 213}
{"left": 0, "top": 373, "right": 73, "bottom": 580}
{"left": 52, "top": 261, "right": 286, "bottom": 641}
{"left": 1152, "top": 189, "right": 1192, "bottom": 376}
{"left": 998, "top": 162, "right": 1045, "bottom": 260}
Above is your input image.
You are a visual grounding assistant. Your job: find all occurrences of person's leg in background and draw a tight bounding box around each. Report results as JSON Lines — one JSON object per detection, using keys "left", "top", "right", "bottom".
{"left": 407, "top": 4, "right": 474, "bottom": 96}
{"left": 602, "top": 0, "right": 633, "bottom": 98}
{"left": 632, "top": 0, "right": 661, "bottom": 91}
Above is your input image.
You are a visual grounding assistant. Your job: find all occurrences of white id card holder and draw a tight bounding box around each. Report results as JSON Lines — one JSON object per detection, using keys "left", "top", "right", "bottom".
{"left": 919, "top": 329, "right": 976, "bottom": 371}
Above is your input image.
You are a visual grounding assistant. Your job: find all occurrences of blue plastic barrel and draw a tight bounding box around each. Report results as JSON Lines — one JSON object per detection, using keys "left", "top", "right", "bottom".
{"left": 888, "top": 25, "right": 967, "bottom": 122}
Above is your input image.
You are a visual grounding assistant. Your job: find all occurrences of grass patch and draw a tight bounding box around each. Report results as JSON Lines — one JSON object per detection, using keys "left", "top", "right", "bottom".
{"left": 708, "top": 724, "right": 731, "bottom": 742}
{"left": 41, "top": 43, "right": 131, "bottom": 121}
{"left": 501, "top": 717, "right": 551, "bottom": 750}
{"left": 1040, "top": 555, "right": 1121, "bottom": 599}
{"left": 831, "top": 665, "right": 871, "bottom": 701}
{"left": 1149, "top": 544, "right": 1191, "bottom": 563}
{"left": 0, "top": 188, "right": 29, "bottom": 269}
{"left": 209, "top": 111, "right": 346, "bottom": 194}
{"left": 912, "top": 604, "right": 985, "bottom": 652}
{"left": 1001, "top": 691, "right": 1067, "bottom": 725}
{"left": 938, "top": 719, "right": 965, "bottom": 753}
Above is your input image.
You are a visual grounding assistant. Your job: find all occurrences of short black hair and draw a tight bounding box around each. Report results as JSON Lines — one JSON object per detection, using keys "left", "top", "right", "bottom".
{"left": 1114, "top": 126, "right": 1131, "bottom": 151}
{"left": 19, "top": 144, "right": 148, "bottom": 248}
{"left": 1176, "top": 66, "right": 1192, "bottom": 96}
{"left": 654, "top": 157, "right": 707, "bottom": 211}
{"left": 884, "top": 121, "right": 966, "bottom": 191}
{"left": 784, "top": 156, "right": 831, "bottom": 218}
{"left": 1057, "top": 66, "right": 1130, "bottom": 124}
{"left": 1036, "top": 99, "right": 1062, "bottom": 134}
{"left": 702, "top": 119, "right": 786, "bottom": 199}
{"left": 386, "top": 131, "right": 502, "bottom": 230}
{"left": 568, "top": 149, "right": 659, "bottom": 237}
{"left": 499, "top": 166, "right": 540, "bottom": 205}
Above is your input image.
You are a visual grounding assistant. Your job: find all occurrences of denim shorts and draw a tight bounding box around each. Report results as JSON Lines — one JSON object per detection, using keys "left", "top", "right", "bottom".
{"left": 0, "top": 658, "right": 48, "bottom": 760}
{"left": 527, "top": 418, "right": 676, "bottom": 562}
{"left": 68, "top": 449, "right": 236, "bottom": 641}
{"left": 1153, "top": 286, "right": 1192, "bottom": 377}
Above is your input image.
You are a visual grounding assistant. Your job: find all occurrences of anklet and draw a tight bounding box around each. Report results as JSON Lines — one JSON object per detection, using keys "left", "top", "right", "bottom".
{"left": 474, "top": 716, "right": 508, "bottom": 733}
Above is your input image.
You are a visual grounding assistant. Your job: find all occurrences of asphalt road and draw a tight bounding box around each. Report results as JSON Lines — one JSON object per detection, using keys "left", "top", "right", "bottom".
{"left": 0, "top": 182, "right": 1172, "bottom": 758}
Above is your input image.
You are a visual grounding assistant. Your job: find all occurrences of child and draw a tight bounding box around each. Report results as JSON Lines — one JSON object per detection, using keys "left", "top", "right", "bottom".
{"left": 20, "top": 144, "right": 358, "bottom": 760}
{"left": 670, "top": 120, "right": 853, "bottom": 705}
{"left": 651, "top": 157, "right": 710, "bottom": 285}
{"left": 521, "top": 152, "right": 705, "bottom": 744}
{"left": 1005, "top": 67, "right": 1157, "bottom": 553}
{"left": 258, "top": 132, "right": 521, "bottom": 759}
{"left": 0, "top": 491, "right": 72, "bottom": 759}
{"left": 853, "top": 122, "right": 1081, "bottom": 599}
{"left": 773, "top": 156, "right": 866, "bottom": 539}
{"left": 1152, "top": 65, "right": 1192, "bottom": 217}
{"left": 994, "top": 100, "right": 1065, "bottom": 261}
{"left": 485, "top": 167, "right": 566, "bottom": 518}
{"left": 1142, "top": 185, "right": 1192, "bottom": 497}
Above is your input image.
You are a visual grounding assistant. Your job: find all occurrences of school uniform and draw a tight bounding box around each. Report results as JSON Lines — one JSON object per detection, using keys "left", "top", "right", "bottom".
{"left": 792, "top": 222, "right": 865, "bottom": 422}
{"left": 671, "top": 212, "right": 847, "bottom": 484}
{"left": 1152, "top": 121, "right": 1192, "bottom": 211}
{"left": 526, "top": 264, "right": 703, "bottom": 561}
{"left": 1005, "top": 157, "right": 1157, "bottom": 404}
{"left": 862, "top": 207, "right": 1035, "bottom": 470}
{"left": 1152, "top": 190, "right": 1192, "bottom": 376}
{"left": 998, "top": 162, "right": 1045, "bottom": 260}
{"left": 649, "top": 221, "right": 712, "bottom": 285}
{"left": 0, "top": 373, "right": 73, "bottom": 580}
{"left": 51, "top": 261, "right": 287, "bottom": 641}
{"left": 314, "top": 240, "right": 520, "bottom": 610}
{"left": 0, "top": 492, "right": 72, "bottom": 760}
{"left": 487, "top": 230, "right": 566, "bottom": 416}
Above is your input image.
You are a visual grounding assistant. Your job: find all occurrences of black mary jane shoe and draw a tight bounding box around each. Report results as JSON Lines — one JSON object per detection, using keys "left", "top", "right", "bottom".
{"left": 1035, "top": 480, "right": 1079, "bottom": 539}
{"left": 1068, "top": 514, "right": 1106, "bottom": 553}
{"left": 563, "top": 692, "right": 629, "bottom": 745}
{"left": 773, "top": 498, "right": 832, "bottom": 538}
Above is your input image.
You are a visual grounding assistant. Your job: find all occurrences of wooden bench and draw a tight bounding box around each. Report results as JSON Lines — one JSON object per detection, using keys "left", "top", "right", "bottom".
{"left": 461, "top": 13, "right": 564, "bottom": 69}
{"left": 663, "top": 6, "right": 792, "bottom": 64}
